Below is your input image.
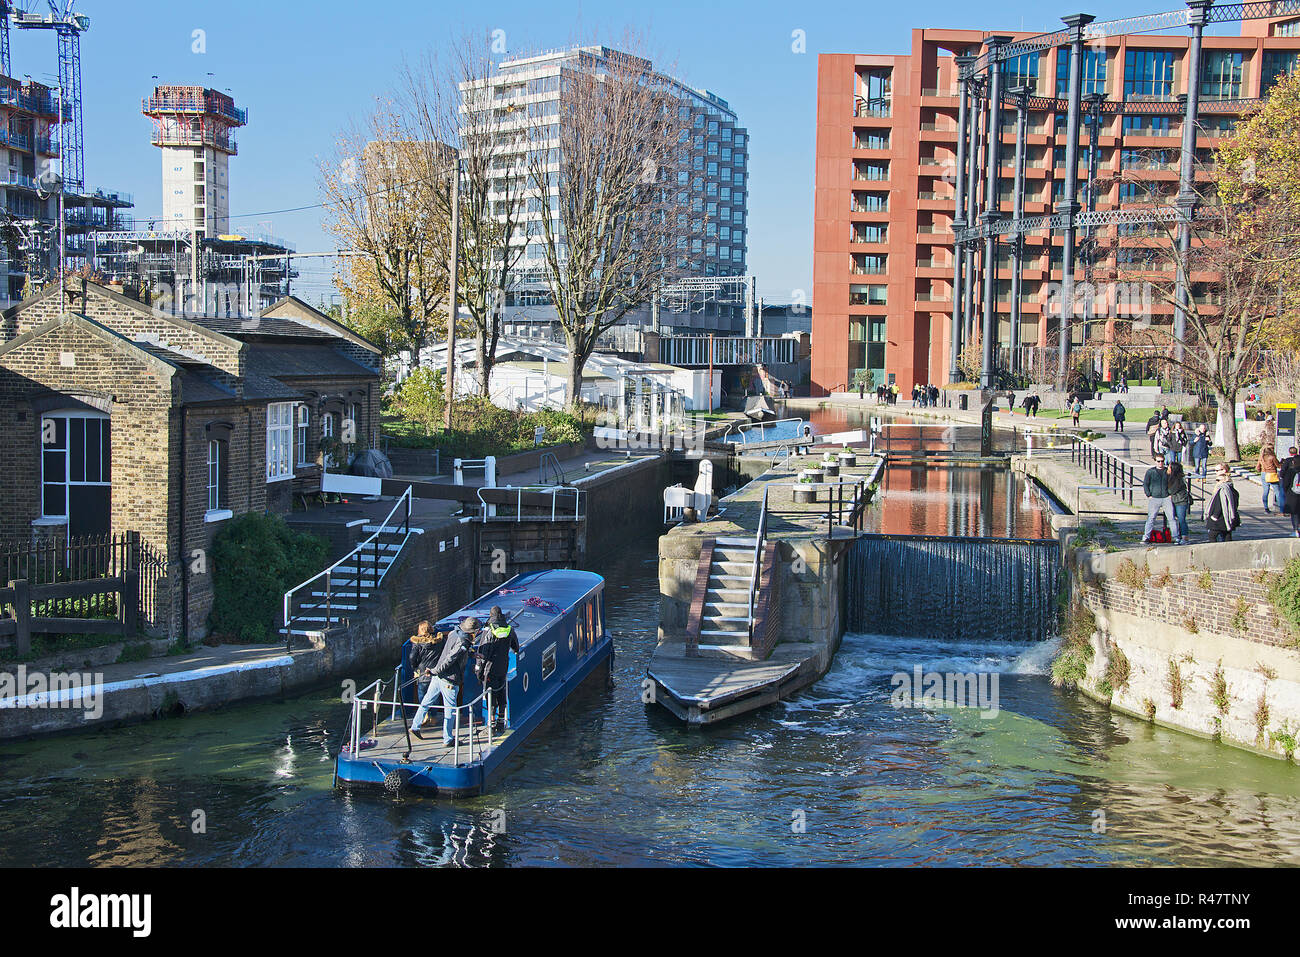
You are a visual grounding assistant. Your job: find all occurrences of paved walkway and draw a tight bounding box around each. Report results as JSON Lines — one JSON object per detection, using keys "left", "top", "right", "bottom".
{"left": 816, "top": 394, "right": 1298, "bottom": 546}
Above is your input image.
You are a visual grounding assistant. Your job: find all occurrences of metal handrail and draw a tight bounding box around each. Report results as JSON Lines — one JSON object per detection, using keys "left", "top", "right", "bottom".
{"left": 1068, "top": 436, "right": 1140, "bottom": 505}
{"left": 477, "top": 484, "right": 585, "bottom": 522}
{"left": 345, "top": 673, "right": 501, "bottom": 767}
{"left": 747, "top": 485, "right": 770, "bottom": 625}
{"left": 282, "top": 485, "right": 413, "bottom": 641}
{"left": 538, "top": 451, "right": 566, "bottom": 486}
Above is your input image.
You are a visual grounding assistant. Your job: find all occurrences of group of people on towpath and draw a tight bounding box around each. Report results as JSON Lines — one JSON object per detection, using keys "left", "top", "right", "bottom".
{"left": 1140, "top": 408, "right": 1300, "bottom": 544}
{"left": 405, "top": 606, "right": 520, "bottom": 745}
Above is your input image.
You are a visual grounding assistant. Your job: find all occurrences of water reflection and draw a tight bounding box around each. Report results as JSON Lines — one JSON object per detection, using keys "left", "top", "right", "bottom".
{"left": 0, "top": 501, "right": 1296, "bottom": 866}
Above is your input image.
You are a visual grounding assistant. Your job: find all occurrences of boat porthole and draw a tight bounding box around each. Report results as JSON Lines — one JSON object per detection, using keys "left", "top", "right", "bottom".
{"left": 522, "top": 672, "right": 529, "bottom": 692}
{"left": 568, "top": 632, "right": 575, "bottom": 651}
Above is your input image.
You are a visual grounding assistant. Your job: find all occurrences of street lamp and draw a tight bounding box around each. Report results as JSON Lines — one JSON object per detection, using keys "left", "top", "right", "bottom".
{"left": 444, "top": 153, "right": 461, "bottom": 431}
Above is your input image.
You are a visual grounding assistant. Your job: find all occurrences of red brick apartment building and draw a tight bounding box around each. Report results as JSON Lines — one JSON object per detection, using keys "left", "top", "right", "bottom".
{"left": 812, "top": 12, "right": 1300, "bottom": 394}
{"left": 0, "top": 281, "right": 381, "bottom": 637}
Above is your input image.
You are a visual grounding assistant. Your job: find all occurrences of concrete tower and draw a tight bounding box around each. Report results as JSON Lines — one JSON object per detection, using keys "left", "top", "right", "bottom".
{"left": 142, "top": 85, "right": 245, "bottom": 240}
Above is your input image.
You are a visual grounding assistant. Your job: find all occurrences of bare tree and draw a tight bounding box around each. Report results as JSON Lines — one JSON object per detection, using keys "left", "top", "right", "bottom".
{"left": 1112, "top": 194, "right": 1273, "bottom": 460}
{"left": 524, "top": 45, "right": 688, "bottom": 408}
{"left": 401, "top": 36, "right": 528, "bottom": 397}
{"left": 320, "top": 104, "right": 448, "bottom": 366}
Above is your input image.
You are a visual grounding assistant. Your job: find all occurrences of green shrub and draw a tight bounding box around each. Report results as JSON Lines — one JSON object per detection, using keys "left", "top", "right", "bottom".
{"left": 208, "top": 513, "right": 329, "bottom": 642}
{"left": 1269, "top": 557, "right": 1300, "bottom": 634}
{"left": 1051, "top": 600, "right": 1096, "bottom": 688}
{"left": 1174, "top": 405, "right": 1216, "bottom": 424}
{"left": 382, "top": 394, "right": 589, "bottom": 460}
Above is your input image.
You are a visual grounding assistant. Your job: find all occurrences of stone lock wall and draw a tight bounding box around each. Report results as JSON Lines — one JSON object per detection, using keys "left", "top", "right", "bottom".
{"left": 1071, "top": 538, "right": 1300, "bottom": 762}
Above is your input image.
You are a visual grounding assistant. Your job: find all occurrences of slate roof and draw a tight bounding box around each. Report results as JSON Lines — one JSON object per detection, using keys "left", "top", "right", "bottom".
{"left": 245, "top": 342, "right": 376, "bottom": 379}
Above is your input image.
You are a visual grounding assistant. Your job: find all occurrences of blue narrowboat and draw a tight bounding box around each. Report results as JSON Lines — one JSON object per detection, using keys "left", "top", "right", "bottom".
{"left": 334, "top": 569, "right": 612, "bottom": 796}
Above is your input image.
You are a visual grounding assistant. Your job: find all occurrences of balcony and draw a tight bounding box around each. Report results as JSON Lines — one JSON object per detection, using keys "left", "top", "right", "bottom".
{"left": 854, "top": 98, "right": 890, "bottom": 118}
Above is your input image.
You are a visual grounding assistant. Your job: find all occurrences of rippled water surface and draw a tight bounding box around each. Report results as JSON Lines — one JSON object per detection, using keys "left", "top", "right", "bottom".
{"left": 0, "top": 413, "right": 1295, "bottom": 866}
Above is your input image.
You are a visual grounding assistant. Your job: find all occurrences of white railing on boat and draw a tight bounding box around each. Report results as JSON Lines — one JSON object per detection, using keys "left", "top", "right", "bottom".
{"left": 345, "top": 668, "right": 503, "bottom": 769}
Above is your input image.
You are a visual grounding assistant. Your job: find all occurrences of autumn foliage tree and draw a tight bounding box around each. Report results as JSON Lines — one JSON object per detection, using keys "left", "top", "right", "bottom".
{"left": 320, "top": 104, "right": 449, "bottom": 366}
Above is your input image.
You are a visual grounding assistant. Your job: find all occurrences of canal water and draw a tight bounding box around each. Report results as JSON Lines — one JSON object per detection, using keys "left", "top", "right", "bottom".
{"left": 1, "top": 419, "right": 1297, "bottom": 866}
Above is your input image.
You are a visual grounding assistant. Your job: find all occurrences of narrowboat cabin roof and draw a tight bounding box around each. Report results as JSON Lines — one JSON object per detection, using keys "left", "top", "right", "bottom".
{"left": 433, "top": 569, "right": 603, "bottom": 646}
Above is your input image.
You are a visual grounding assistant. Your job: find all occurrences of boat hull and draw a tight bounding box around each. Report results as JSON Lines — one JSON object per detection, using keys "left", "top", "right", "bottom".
{"left": 335, "top": 636, "right": 613, "bottom": 797}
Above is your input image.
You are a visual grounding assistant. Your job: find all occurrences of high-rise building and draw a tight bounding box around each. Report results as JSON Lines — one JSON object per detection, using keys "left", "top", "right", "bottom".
{"left": 143, "top": 85, "right": 245, "bottom": 240}
{"left": 812, "top": 14, "right": 1300, "bottom": 394}
{"left": 464, "top": 46, "right": 751, "bottom": 335}
{"left": 94, "top": 84, "right": 293, "bottom": 314}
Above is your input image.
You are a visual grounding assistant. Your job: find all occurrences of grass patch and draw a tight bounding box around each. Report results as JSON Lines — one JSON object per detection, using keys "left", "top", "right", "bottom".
{"left": 0, "top": 632, "right": 128, "bottom": 664}
{"left": 1116, "top": 558, "right": 1151, "bottom": 590}
{"left": 115, "top": 641, "right": 151, "bottom": 664}
{"left": 1268, "top": 557, "right": 1300, "bottom": 635}
{"left": 1106, "top": 644, "right": 1131, "bottom": 692}
{"left": 1254, "top": 693, "right": 1271, "bottom": 747}
{"left": 1230, "top": 596, "right": 1250, "bottom": 633}
{"left": 1143, "top": 697, "right": 1158, "bottom": 722}
{"left": 1197, "top": 567, "right": 1214, "bottom": 592}
{"left": 1211, "top": 662, "right": 1230, "bottom": 715}
{"left": 1051, "top": 600, "right": 1096, "bottom": 689}
{"left": 1168, "top": 658, "right": 1185, "bottom": 710}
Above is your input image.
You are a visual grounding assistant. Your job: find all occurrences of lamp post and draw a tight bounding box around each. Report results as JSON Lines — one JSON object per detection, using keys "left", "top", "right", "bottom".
{"left": 443, "top": 153, "right": 461, "bottom": 431}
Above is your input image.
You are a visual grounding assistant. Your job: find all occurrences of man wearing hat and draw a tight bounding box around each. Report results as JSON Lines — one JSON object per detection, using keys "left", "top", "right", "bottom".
{"left": 410, "top": 616, "right": 479, "bottom": 745}
{"left": 474, "top": 606, "right": 521, "bottom": 734}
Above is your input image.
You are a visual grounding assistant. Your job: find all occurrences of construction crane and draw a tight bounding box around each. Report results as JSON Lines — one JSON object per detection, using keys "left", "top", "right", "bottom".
{"left": 4, "top": 1, "right": 90, "bottom": 191}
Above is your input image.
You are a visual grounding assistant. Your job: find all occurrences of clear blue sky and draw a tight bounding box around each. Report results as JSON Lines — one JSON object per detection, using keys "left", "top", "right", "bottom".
{"left": 37, "top": 0, "right": 1184, "bottom": 307}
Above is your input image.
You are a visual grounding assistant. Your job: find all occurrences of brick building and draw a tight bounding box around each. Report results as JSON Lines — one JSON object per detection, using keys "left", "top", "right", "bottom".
{"left": 0, "top": 280, "right": 381, "bottom": 637}
{"left": 812, "top": 14, "right": 1300, "bottom": 394}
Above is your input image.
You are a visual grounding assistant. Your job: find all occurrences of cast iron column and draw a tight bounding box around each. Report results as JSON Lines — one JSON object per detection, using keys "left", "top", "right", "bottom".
{"left": 965, "top": 79, "right": 984, "bottom": 353}
{"left": 1009, "top": 86, "right": 1030, "bottom": 375}
{"left": 1174, "top": 0, "right": 1212, "bottom": 394}
{"left": 1056, "top": 13, "right": 1095, "bottom": 388}
{"left": 980, "top": 37, "right": 1012, "bottom": 390}
{"left": 950, "top": 55, "right": 974, "bottom": 383}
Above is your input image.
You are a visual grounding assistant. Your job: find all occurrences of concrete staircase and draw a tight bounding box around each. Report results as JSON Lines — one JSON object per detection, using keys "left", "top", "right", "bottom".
{"left": 695, "top": 536, "right": 757, "bottom": 657}
{"left": 281, "top": 521, "right": 419, "bottom": 640}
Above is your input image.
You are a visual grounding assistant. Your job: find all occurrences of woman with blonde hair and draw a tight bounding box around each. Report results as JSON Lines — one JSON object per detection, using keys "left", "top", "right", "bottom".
{"left": 408, "top": 621, "right": 445, "bottom": 702}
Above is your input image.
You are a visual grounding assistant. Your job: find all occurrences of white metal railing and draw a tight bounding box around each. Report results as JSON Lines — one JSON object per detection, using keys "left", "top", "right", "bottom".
{"left": 476, "top": 484, "right": 585, "bottom": 522}
{"left": 282, "top": 486, "right": 413, "bottom": 641}
{"left": 344, "top": 670, "right": 501, "bottom": 768}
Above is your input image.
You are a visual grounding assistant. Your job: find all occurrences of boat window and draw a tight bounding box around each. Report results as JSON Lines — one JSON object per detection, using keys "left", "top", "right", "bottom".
{"left": 542, "top": 643, "right": 556, "bottom": 680}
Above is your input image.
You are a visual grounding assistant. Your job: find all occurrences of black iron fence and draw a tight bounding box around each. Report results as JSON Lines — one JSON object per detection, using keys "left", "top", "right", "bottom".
{"left": 0, "top": 531, "right": 168, "bottom": 650}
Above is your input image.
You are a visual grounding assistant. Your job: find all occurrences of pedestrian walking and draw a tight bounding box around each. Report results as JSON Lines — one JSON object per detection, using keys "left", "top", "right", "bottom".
{"left": 1071, "top": 396, "right": 1083, "bottom": 427}
{"left": 1204, "top": 466, "right": 1241, "bottom": 543}
{"left": 1190, "top": 425, "right": 1210, "bottom": 478}
{"left": 1166, "top": 421, "right": 1187, "bottom": 466}
{"left": 1168, "top": 461, "right": 1193, "bottom": 544}
{"left": 1113, "top": 400, "right": 1126, "bottom": 433}
{"left": 1282, "top": 445, "right": 1300, "bottom": 539}
{"left": 1259, "top": 446, "right": 1284, "bottom": 513}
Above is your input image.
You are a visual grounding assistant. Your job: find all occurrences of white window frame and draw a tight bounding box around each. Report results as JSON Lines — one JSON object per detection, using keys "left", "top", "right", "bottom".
{"left": 205, "top": 439, "right": 232, "bottom": 521}
{"left": 295, "top": 404, "right": 311, "bottom": 466}
{"left": 266, "top": 402, "right": 294, "bottom": 482}
{"left": 322, "top": 411, "right": 336, "bottom": 469}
